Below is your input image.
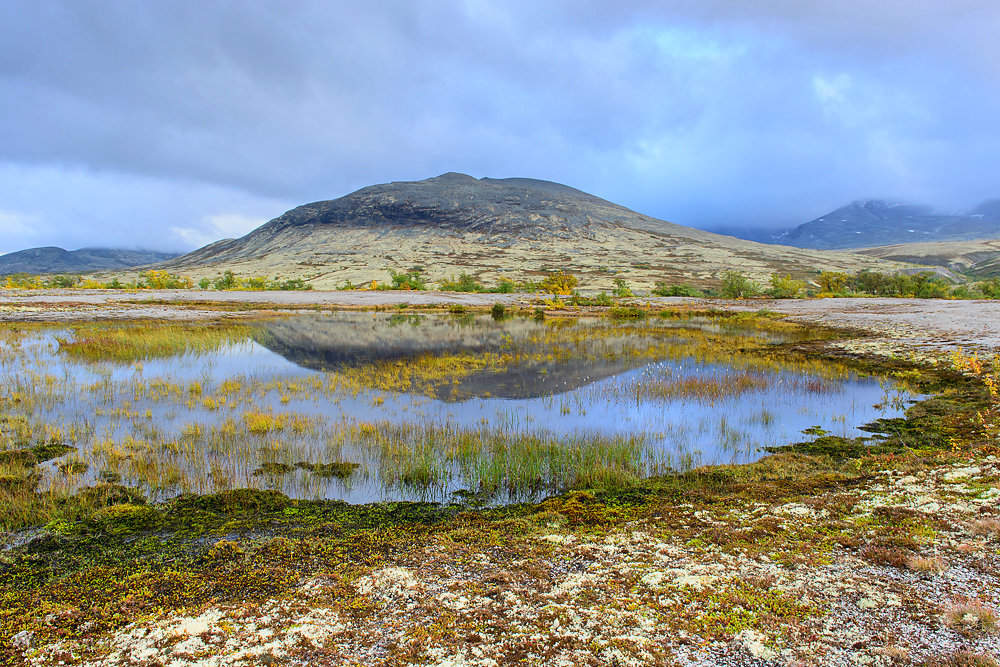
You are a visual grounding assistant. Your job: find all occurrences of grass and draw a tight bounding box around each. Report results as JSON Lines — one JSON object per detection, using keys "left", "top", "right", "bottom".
{"left": 57, "top": 322, "right": 251, "bottom": 363}
{"left": 0, "top": 311, "right": 979, "bottom": 537}
{"left": 944, "top": 598, "right": 998, "bottom": 635}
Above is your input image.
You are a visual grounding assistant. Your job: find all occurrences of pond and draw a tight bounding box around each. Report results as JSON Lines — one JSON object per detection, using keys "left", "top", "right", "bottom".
{"left": 0, "top": 311, "right": 916, "bottom": 505}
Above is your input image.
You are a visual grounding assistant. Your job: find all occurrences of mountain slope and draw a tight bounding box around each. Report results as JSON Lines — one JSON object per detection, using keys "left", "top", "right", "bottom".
{"left": 0, "top": 247, "right": 179, "bottom": 275}
{"left": 858, "top": 238, "right": 1000, "bottom": 278}
{"left": 771, "top": 200, "right": 1000, "bottom": 250}
{"left": 158, "top": 173, "right": 904, "bottom": 289}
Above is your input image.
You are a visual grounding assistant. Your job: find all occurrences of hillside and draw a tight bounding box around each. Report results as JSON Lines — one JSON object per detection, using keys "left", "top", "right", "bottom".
{"left": 156, "top": 173, "right": 904, "bottom": 290}
{"left": 0, "top": 247, "right": 178, "bottom": 275}
{"left": 768, "top": 200, "right": 1000, "bottom": 250}
{"left": 858, "top": 238, "right": 1000, "bottom": 278}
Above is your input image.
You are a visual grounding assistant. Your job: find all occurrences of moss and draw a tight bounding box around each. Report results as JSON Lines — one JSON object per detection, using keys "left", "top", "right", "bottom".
{"left": 71, "top": 483, "right": 147, "bottom": 509}
{"left": 295, "top": 461, "right": 360, "bottom": 479}
{"left": 89, "top": 503, "right": 164, "bottom": 535}
{"left": 253, "top": 462, "right": 294, "bottom": 475}
{"left": 30, "top": 441, "right": 75, "bottom": 462}
{"left": 58, "top": 461, "right": 88, "bottom": 476}
{"left": 179, "top": 488, "right": 292, "bottom": 514}
{"left": 772, "top": 435, "right": 899, "bottom": 459}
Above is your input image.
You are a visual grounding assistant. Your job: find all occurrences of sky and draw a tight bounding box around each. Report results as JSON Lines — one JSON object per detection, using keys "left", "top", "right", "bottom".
{"left": 1, "top": 0, "right": 998, "bottom": 254}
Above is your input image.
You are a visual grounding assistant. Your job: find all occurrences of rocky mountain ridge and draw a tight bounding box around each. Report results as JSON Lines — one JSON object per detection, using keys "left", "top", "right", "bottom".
{"left": 0, "top": 247, "right": 178, "bottom": 275}
{"left": 769, "top": 199, "right": 1000, "bottom": 250}
{"left": 157, "top": 173, "right": 901, "bottom": 290}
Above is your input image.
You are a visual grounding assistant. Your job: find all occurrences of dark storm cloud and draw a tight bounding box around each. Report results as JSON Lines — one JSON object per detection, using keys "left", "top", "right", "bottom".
{"left": 0, "top": 0, "right": 997, "bottom": 253}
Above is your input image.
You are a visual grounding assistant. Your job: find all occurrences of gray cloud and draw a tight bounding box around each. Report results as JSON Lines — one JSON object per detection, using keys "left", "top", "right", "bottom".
{"left": 0, "top": 0, "right": 997, "bottom": 253}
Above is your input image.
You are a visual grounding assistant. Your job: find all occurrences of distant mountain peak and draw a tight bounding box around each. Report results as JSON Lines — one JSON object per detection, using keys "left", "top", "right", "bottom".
{"left": 0, "top": 247, "right": 179, "bottom": 275}
{"left": 770, "top": 198, "right": 1000, "bottom": 250}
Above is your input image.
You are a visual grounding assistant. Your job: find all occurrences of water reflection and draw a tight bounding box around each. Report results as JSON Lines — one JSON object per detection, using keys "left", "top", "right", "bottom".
{"left": 0, "top": 313, "right": 916, "bottom": 505}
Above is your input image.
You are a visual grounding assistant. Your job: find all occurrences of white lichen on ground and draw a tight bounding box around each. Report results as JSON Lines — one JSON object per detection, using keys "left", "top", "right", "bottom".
{"left": 18, "top": 457, "right": 1000, "bottom": 666}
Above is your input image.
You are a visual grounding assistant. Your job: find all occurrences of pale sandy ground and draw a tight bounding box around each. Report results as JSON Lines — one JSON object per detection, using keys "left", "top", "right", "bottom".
{"left": 1, "top": 290, "right": 998, "bottom": 353}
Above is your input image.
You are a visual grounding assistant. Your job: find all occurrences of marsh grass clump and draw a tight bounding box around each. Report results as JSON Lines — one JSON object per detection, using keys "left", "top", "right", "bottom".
{"left": 622, "top": 371, "right": 772, "bottom": 404}
{"left": 253, "top": 462, "right": 294, "bottom": 476}
{"left": 295, "top": 461, "right": 360, "bottom": 479}
{"left": 0, "top": 448, "right": 38, "bottom": 468}
{"left": 58, "top": 323, "right": 249, "bottom": 363}
{"left": 609, "top": 305, "right": 646, "bottom": 320}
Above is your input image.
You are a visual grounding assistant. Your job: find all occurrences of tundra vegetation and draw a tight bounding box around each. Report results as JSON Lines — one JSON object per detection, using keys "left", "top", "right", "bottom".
{"left": 0, "top": 308, "right": 998, "bottom": 665}
{"left": 3, "top": 265, "right": 1000, "bottom": 299}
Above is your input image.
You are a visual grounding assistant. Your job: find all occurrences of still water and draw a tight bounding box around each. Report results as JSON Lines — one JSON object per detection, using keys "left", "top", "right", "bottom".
{"left": 0, "top": 312, "right": 915, "bottom": 504}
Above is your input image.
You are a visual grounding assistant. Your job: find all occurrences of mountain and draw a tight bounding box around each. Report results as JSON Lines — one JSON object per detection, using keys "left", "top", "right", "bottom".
{"left": 255, "top": 314, "right": 655, "bottom": 400}
{"left": 767, "top": 200, "right": 1000, "bottom": 250}
{"left": 157, "top": 172, "right": 902, "bottom": 290}
{"left": 0, "top": 247, "right": 179, "bottom": 275}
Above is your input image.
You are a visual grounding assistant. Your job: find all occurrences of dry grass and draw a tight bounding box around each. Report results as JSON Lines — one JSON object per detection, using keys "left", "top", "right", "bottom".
{"left": 924, "top": 651, "right": 1000, "bottom": 667}
{"left": 944, "top": 598, "right": 998, "bottom": 635}
{"left": 906, "top": 555, "right": 947, "bottom": 573}
{"left": 970, "top": 517, "right": 1000, "bottom": 538}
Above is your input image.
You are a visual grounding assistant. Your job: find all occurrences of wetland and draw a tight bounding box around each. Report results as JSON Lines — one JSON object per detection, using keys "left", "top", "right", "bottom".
{"left": 0, "top": 310, "right": 917, "bottom": 523}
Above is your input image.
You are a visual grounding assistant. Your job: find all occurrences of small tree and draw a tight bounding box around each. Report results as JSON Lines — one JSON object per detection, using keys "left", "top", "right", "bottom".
{"left": 720, "top": 271, "right": 760, "bottom": 298}
{"left": 612, "top": 277, "right": 633, "bottom": 298}
{"left": 817, "top": 271, "right": 851, "bottom": 294}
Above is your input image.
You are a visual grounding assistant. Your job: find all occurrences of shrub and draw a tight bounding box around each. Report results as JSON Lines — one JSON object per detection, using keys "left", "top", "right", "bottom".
{"left": 817, "top": 271, "right": 851, "bottom": 294}
{"left": 720, "top": 271, "right": 761, "bottom": 298}
{"left": 384, "top": 268, "right": 427, "bottom": 291}
{"left": 140, "top": 270, "right": 193, "bottom": 289}
{"left": 609, "top": 305, "right": 646, "bottom": 320}
{"left": 439, "top": 272, "right": 485, "bottom": 292}
{"left": 213, "top": 270, "right": 238, "bottom": 290}
{"left": 491, "top": 303, "right": 507, "bottom": 320}
{"left": 612, "top": 278, "right": 633, "bottom": 298}
{"left": 652, "top": 282, "right": 703, "bottom": 297}
{"left": 910, "top": 271, "right": 951, "bottom": 298}
{"left": 978, "top": 277, "right": 1000, "bottom": 299}
{"left": 951, "top": 284, "right": 985, "bottom": 300}
{"left": 767, "top": 274, "right": 806, "bottom": 299}
{"left": 49, "top": 274, "right": 79, "bottom": 288}
{"left": 540, "top": 270, "right": 578, "bottom": 295}
{"left": 493, "top": 278, "right": 517, "bottom": 294}
{"left": 271, "top": 278, "right": 311, "bottom": 290}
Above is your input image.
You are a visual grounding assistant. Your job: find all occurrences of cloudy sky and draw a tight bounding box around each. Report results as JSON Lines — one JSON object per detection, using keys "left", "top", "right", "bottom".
{"left": 1, "top": 0, "right": 998, "bottom": 254}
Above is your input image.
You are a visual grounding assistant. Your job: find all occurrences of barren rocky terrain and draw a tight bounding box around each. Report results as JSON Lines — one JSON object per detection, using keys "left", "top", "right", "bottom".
{"left": 128, "top": 173, "right": 903, "bottom": 290}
